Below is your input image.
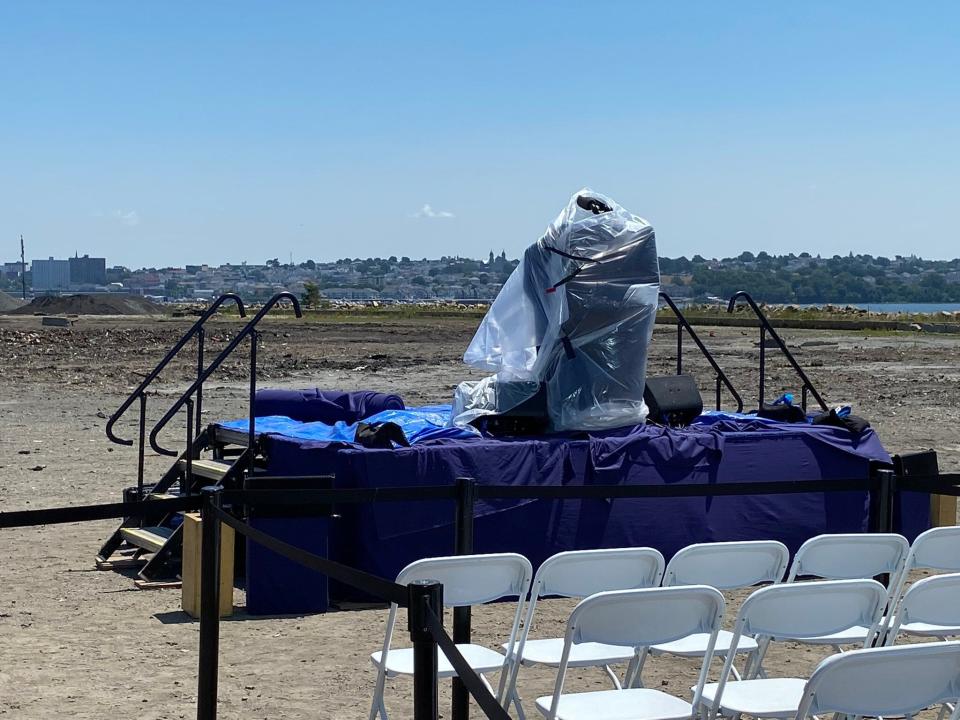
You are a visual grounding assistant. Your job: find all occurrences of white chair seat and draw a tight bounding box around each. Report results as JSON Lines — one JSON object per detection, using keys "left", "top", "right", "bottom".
{"left": 899, "top": 621, "right": 960, "bottom": 637}
{"left": 535, "top": 688, "right": 693, "bottom": 720}
{"left": 785, "top": 625, "right": 871, "bottom": 645}
{"left": 371, "top": 644, "right": 505, "bottom": 678}
{"left": 699, "top": 677, "right": 807, "bottom": 717}
{"left": 503, "top": 638, "right": 635, "bottom": 667}
{"left": 650, "top": 630, "right": 758, "bottom": 657}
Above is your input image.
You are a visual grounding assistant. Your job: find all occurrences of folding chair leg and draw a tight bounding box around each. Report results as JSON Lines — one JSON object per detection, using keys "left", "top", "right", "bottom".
{"left": 509, "top": 687, "right": 527, "bottom": 720}
{"left": 480, "top": 673, "right": 495, "bottom": 695}
{"left": 627, "top": 648, "right": 649, "bottom": 688}
{"left": 602, "top": 664, "right": 622, "bottom": 690}
{"left": 369, "top": 670, "right": 388, "bottom": 720}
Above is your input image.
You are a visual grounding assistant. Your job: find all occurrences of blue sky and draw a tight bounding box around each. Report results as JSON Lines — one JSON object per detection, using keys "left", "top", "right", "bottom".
{"left": 1, "top": 2, "right": 957, "bottom": 268}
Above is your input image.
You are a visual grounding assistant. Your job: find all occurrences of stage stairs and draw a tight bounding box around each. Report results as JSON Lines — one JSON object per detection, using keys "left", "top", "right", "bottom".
{"left": 96, "top": 426, "right": 259, "bottom": 582}
{"left": 96, "top": 292, "right": 303, "bottom": 583}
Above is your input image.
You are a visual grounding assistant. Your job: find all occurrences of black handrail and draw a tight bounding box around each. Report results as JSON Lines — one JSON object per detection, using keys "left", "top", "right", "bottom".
{"left": 727, "top": 290, "right": 828, "bottom": 411}
{"left": 148, "top": 291, "right": 302, "bottom": 456}
{"left": 659, "top": 292, "right": 744, "bottom": 412}
{"left": 105, "top": 293, "right": 246, "bottom": 446}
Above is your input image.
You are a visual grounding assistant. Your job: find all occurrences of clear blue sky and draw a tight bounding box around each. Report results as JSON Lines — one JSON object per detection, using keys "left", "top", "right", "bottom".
{"left": 1, "top": 2, "right": 957, "bottom": 268}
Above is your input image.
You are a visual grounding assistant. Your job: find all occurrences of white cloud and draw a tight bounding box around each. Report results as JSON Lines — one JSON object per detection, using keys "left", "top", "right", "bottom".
{"left": 112, "top": 210, "right": 140, "bottom": 226}
{"left": 412, "top": 203, "right": 454, "bottom": 219}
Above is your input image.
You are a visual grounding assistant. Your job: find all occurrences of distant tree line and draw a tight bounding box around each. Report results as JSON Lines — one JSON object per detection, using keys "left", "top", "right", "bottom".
{"left": 661, "top": 252, "right": 960, "bottom": 303}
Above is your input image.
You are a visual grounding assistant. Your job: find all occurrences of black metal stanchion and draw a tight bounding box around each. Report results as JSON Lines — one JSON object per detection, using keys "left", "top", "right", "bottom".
{"left": 197, "top": 486, "right": 223, "bottom": 720}
{"left": 247, "top": 329, "right": 258, "bottom": 473}
{"left": 452, "top": 478, "right": 477, "bottom": 720}
{"left": 137, "top": 392, "right": 147, "bottom": 497}
{"left": 409, "top": 579, "right": 443, "bottom": 720}
{"left": 869, "top": 468, "right": 896, "bottom": 534}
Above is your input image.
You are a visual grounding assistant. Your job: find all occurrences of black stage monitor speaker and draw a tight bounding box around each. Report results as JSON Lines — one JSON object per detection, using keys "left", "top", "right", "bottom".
{"left": 644, "top": 375, "right": 703, "bottom": 427}
{"left": 474, "top": 381, "right": 549, "bottom": 436}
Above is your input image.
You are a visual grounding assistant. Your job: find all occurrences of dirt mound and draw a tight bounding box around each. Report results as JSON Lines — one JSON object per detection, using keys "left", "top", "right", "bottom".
{"left": 6, "top": 293, "right": 165, "bottom": 316}
{"left": 0, "top": 289, "right": 24, "bottom": 311}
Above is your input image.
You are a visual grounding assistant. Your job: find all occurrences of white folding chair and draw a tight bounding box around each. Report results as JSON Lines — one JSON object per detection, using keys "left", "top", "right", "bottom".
{"left": 881, "top": 526, "right": 960, "bottom": 642}
{"left": 795, "top": 641, "right": 960, "bottom": 720}
{"left": 885, "top": 572, "right": 960, "bottom": 644}
{"left": 640, "top": 541, "right": 789, "bottom": 683}
{"left": 698, "top": 579, "right": 887, "bottom": 719}
{"left": 536, "top": 585, "right": 725, "bottom": 720}
{"left": 368, "top": 552, "right": 533, "bottom": 720}
{"left": 784, "top": 532, "right": 908, "bottom": 648}
{"left": 502, "top": 547, "right": 665, "bottom": 717}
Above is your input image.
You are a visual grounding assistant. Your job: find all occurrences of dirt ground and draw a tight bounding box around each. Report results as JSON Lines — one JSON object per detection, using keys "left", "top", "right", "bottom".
{"left": 0, "top": 313, "right": 958, "bottom": 719}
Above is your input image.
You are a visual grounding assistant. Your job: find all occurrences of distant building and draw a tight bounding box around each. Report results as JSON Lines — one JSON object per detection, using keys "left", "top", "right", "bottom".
{"left": 69, "top": 254, "right": 107, "bottom": 285}
{"left": 31, "top": 257, "right": 71, "bottom": 291}
{"left": 2, "top": 261, "right": 26, "bottom": 280}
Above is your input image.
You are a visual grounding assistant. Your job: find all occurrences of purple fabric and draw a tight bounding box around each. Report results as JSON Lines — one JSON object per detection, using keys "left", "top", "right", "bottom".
{"left": 241, "top": 417, "right": 924, "bottom": 606}
{"left": 252, "top": 389, "right": 404, "bottom": 425}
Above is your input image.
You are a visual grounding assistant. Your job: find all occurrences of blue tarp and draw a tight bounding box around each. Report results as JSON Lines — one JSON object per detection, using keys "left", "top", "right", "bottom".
{"left": 223, "top": 404, "right": 473, "bottom": 445}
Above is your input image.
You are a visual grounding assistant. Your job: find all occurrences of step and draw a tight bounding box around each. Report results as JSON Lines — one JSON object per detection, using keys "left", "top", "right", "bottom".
{"left": 178, "top": 458, "right": 232, "bottom": 481}
{"left": 120, "top": 526, "right": 174, "bottom": 554}
{"left": 147, "top": 492, "right": 178, "bottom": 501}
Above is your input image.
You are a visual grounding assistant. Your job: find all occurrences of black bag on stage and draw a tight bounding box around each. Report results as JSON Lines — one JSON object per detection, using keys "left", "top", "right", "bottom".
{"left": 354, "top": 421, "right": 410, "bottom": 449}
{"left": 812, "top": 409, "right": 871, "bottom": 434}
{"left": 757, "top": 403, "right": 807, "bottom": 423}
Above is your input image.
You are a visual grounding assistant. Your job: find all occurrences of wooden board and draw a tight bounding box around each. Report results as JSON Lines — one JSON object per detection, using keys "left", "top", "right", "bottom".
{"left": 931, "top": 494, "right": 958, "bottom": 527}
{"left": 181, "top": 512, "right": 234, "bottom": 618}
{"left": 135, "top": 579, "right": 182, "bottom": 590}
{"left": 96, "top": 557, "right": 144, "bottom": 571}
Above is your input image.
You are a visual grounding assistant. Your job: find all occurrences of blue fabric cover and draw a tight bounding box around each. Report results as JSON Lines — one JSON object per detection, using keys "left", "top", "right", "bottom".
{"left": 224, "top": 405, "right": 472, "bottom": 445}
{"left": 224, "top": 412, "right": 929, "bottom": 608}
{"left": 251, "top": 389, "right": 404, "bottom": 425}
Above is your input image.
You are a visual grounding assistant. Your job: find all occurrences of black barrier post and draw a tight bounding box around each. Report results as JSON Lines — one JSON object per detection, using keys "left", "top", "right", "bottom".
{"left": 869, "top": 469, "right": 896, "bottom": 535}
{"left": 197, "top": 486, "right": 223, "bottom": 720}
{"left": 452, "top": 478, "right": 477, "bottom": 720}
{"left": 409, "top": 579, "right": 442, "bottom": 720}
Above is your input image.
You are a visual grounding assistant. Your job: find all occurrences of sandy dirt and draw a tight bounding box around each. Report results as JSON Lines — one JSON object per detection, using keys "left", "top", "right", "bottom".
{"left": 0, "top": 313, "right": 958, "bottom": 719}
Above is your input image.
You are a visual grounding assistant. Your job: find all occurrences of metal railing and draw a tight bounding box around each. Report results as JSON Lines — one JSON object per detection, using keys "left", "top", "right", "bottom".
{"left": 148, "top": 292, "right": 302, "bottom": 460}
{"left": 727, "top": 290, "right": 828, "bottom": 411}
{"left": 659, "top": 292, "right": 744, "bottom": 412}
{"left": 104, "top": 293, "right": 246, "bottom": 494}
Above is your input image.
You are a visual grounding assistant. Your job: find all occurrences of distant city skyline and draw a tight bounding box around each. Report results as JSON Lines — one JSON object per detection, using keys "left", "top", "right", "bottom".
{"left": 2, "top": 3, "right": 958, "bottom": 267}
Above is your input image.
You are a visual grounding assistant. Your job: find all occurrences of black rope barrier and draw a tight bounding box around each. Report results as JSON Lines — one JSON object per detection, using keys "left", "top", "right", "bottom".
{"left": 424, "top": 607, "right": 512, "bottom": 720}
{"left": 222, "top": 484, "right": 458, "bottom": 506}
{"left": 475, "top": 476, "right": 876, "bottom": 500}
{"left": 0, "top": 495, "right": 202, "bottom": 529}
{"left": 209, "top": 504, "right": 409, "bottom": 607}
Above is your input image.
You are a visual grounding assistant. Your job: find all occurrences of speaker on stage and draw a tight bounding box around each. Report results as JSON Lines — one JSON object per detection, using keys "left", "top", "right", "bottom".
{"left": 644, "top": 375, "right": 703, "bottom": 427}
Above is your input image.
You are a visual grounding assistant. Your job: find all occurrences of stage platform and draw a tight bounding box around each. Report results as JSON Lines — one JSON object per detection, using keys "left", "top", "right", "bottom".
{"left": 220, "top": 402, "right": 929, "bottom": 613}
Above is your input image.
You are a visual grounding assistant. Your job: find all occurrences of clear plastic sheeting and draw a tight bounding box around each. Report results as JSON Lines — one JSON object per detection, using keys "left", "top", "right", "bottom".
{"left": 452, "top": 188, "right": 660, "bottom": 431}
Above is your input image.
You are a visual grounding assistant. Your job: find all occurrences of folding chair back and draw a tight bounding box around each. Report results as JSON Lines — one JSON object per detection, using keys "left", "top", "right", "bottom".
{"left": 534, "top": 547, "right": 665, "bottom": 599}
{"left": 503, "top": 547, "right": 664, "bottom": 709}
{"left": 795, "top": 641, "right": 960, "bottom": 719}
{"left": 734, "top": 579, "right": 887, "bottom": 641}
{"left": 786, "top": 533, "right": 909, "bottom": 582}
{"left": 545, "top": 586, "right": 724, "bottom": 716}
{"left": 371, "top": 553, "right": 533, "bottom": 719}
{"left": 905, "top": 525, "right": 960, "bottom": 573}
{"left": 663, "top": 540, "right": 789, "bottom": 589}
{"left": 396, "top": 552, "right": 532, "bottom": 607}
{"left": 707, "top": 579, "right": 888, "bottom": 715}
{"left": 886, "top": 572, "right": 960, "bottom": 641}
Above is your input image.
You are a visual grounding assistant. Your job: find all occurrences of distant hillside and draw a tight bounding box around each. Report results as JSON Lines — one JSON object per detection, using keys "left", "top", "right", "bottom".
{"left": 660, "top": 252, "right": 960, "bottom": 303}
{"left": 0, "top": 290, "right": 24, "bottom": 311}
{"left": 5, "top": 294, "right": 164, "bottom": 316}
